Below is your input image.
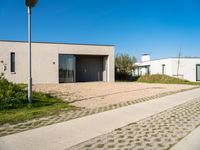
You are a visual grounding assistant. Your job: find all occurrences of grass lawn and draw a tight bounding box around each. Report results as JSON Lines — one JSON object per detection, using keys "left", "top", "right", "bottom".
{"left": 0, "top": 92, "right": 76, "bottom": 125}
{"left": 0, "top": 75, "right": 76, "bottom": 125}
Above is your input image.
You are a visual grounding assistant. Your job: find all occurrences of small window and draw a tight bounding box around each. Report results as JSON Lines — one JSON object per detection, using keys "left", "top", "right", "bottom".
{"left": 197, "top": 64, "right": 200, "bottom": 81}
{"left": 146, "top": 65, "right": 150, "bottom": 75}
{"left": 10, "top": 52, "right": 15, "bottom": 73}
{"left": 162, "top": 64, "right": 165, "bottom": 74}
{"left": 144, "top": 65, "right": 150, "bottom": 75}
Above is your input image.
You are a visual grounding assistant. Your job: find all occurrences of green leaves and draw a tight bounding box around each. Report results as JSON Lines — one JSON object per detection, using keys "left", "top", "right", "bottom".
{"left": 0, "top": 75, "right": 74, "bottom": 125}
{"left": 115, "top": 53, "right": 137, "bottom": 80}
{"left": 0, "top": 75, "right": 73, "bottom": 112}
{"left": 0, "top": 75, "right": 28, "bottom": 109}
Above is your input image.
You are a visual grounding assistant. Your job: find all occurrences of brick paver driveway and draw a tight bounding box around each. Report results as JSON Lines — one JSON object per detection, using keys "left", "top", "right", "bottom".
{"left": 33, "top": 82, "right": 196, "bottom": 108}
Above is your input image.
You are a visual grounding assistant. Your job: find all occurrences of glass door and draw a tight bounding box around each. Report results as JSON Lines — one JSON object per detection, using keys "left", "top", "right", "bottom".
{"left": 59, "top": 54, "right": 75, "bottom": 83}
{"left": 197, "top": 64, "right": 200, "bottom": 81}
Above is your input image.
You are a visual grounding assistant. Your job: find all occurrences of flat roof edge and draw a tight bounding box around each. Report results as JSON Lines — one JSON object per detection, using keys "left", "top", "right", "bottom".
{"left": 0, "top": 40, "right": 115, "bottom": 47}
{"left": 137, "top": 57, "right": 200, "bottom": 63}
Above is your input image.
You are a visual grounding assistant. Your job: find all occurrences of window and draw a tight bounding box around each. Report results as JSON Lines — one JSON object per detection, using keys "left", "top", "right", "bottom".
{"left": 196, "top": 64, "right": 200, "bottom": 81}
{"left": 162, "top": 64, "right": 165, "bottom": 74}
{"left": 59, "top": 54, "right": 75, "bottom": 83}
{"left": 10, "top": 52, "right": 15, "bottom": 73}
{"left": 145, "top": 65, "right": 150, "bottom": 75}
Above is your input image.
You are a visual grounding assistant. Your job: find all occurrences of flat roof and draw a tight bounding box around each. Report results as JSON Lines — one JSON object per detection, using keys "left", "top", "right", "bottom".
{"left": 170, "top": 56, "right": 200, "bottom": 59}
{"left": 137, "top": 56, "right": 200, "bottom": 64}
{"left": 145, "top": 56, "right": 200, "bottom": 61}
{"left": 0, "top": 40, "right": 115, "bottom": 47}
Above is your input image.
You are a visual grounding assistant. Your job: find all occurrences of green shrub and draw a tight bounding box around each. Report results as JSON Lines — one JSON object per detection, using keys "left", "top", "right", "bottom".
{"left": 115, "top": 53, "right": 137, "bottom": 81}
{"left": 0, "top": 75, "right": 70, "bottom": 110}
{"left": 0, "top": 74, "right": 28, "bottom": 109}
{"left": 115, "top": 72, "right": 139, "bottom": 81}
{"left": 0, "top": 74, "right": 75, "bottom": 124}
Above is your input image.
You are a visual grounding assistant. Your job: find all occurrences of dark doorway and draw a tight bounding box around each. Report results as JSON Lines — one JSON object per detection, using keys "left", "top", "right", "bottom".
{"left": 76, "top": 55, "right": 103, "bottom": 82}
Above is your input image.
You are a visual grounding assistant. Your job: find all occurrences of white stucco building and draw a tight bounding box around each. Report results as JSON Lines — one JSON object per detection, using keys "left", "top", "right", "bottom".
{"left": 0, "top": 40, "right": 115, "bottom": 84}
{"left": 134, "top": 54, "right": 200, "bottom": 82}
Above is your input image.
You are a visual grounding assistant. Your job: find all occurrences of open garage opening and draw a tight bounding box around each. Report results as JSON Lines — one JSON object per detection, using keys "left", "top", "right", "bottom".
{"left": 59, "top": 54, "right": 108, "bottom": 83}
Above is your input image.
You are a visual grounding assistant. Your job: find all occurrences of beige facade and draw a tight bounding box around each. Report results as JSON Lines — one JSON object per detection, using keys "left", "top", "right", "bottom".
{"left": 0, "top": 41, "right": 115, "bottom": 84}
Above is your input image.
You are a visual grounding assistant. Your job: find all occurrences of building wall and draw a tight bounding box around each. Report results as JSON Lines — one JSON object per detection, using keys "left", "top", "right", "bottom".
{"left": 135, "top": 59, "right": 173, "bottom": 76}
{"left": 170, "top": 58, "right": 200, "bottom": 82}
{"left": 135, "top": 58, "right": 200, "bottom": 82}
{"left": 103, "top": 56, "right": 108, "bottom": 82}
{"left": 0, "top": 41, "right": 115, "bottom": 84}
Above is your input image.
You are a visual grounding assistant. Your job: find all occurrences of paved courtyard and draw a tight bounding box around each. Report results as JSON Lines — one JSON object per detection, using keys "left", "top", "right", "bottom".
{"left": 1, "top": 83, "right": 197, "bottom": 137}
{"left": 33, "top": 82, "right": 195, "bottom": 108}
{"left": 1, "top": 88, "right": 200, "bottom": 150}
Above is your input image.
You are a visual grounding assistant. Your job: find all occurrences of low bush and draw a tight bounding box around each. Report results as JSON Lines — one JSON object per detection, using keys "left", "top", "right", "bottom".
{"left": 0, "top": 74, "right": 75, "bottom": 124}
{"left": 115, "top": 72, "right": 139, "bottom": 81}
{"left": 0, "top": 74, "right": 28, "bottom": 109}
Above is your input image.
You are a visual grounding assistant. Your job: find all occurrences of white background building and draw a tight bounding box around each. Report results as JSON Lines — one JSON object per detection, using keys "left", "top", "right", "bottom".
{"left": 134, "top": 54, "right": 200, "bottom": 82}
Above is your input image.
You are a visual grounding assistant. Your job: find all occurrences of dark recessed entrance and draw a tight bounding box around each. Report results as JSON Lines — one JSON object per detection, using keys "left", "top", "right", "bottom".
{"left": 59, "top": 54, "right": 104, "bottom": 83}
{"left": 76, "top": 55, "right": 103, "bottom": 82}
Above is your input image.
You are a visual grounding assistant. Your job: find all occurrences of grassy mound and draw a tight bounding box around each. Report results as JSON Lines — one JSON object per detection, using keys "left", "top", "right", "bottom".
{"left": 0, "top": 74, "right": 75, "bottom": 124}
{"left": 137, "top": 74, "right": 198, "bottom": 85}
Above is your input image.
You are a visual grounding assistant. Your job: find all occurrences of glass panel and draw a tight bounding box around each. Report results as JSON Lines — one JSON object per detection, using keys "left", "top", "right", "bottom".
{"left": 59, "top": 54, "right": 75, "bottom": 83}
{"left": 197, "top": 65, "right": 200, "bottom": 81}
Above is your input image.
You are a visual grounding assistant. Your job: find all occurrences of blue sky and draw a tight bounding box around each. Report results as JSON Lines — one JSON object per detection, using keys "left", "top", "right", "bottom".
{"left": 1, "top": 0, "right": 200, "bottom": 60}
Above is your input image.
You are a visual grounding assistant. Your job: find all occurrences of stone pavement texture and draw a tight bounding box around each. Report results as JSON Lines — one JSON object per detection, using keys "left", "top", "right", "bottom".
{"left": 68, "top": 97, "right": 200, "bottom": 150}
{"left": 0, "top": 88, "right": 193, "bottom": 137}
{"left": 170, "top": 125, "right": 200, "bottom": 150}
{"left": 1, "top": 88, "right": 200, "bottom": 150}
{"left": 33, "top": 82, "right": 195, "bottom": 108}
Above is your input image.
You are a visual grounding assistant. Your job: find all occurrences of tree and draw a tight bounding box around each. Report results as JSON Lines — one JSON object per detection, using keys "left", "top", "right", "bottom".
{"left": 115, "top": 53, "right": 137, "bottom": 80}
